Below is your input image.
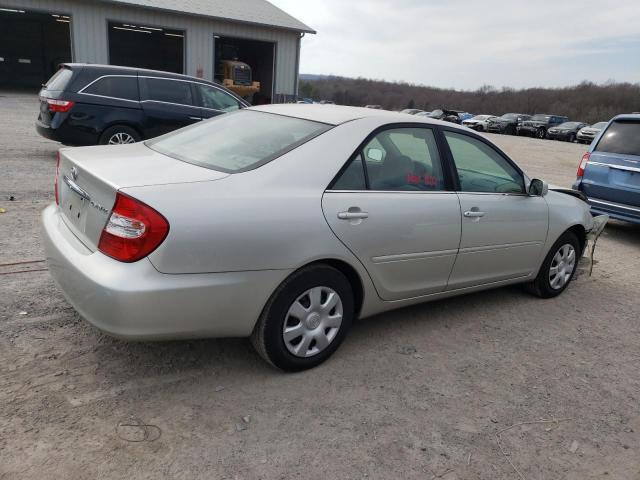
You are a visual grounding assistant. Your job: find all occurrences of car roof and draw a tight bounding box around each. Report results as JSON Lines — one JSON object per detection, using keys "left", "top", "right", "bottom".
{"left": 612, "top": 113, "right": 640, "bottom": 121}
{"left": 249, "top": 104, "right": 465, "bottom": 127}
{"left": 62, "top": 63, "right": 213, "bottom": 84}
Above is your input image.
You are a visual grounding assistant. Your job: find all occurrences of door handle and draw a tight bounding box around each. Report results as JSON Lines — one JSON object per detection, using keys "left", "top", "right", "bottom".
{"left": 338, "top": 211, "right": 369, "bottom": 220}
{"left": 463, "top": 210, "right": 485, "bottom": 218}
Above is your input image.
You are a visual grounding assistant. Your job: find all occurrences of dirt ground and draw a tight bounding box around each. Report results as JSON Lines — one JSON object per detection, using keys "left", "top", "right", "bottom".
{"left": 1, "top": 94, "right": 639, "bottom": 480}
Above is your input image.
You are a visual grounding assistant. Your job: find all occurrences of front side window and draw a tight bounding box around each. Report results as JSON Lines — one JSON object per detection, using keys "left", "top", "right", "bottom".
{"left": 444, "top": 131, "right": 524, "bottom": 194}
{"left": 83, "top": 76, "right": 139, "bottom": 101}
{"left": 595, "top": 120, "right": 640, "bottom": 156}
{"left": 331, "top": 127, "right": 446, "bottom": 192}
{"left": 142, "top": 78, "right": 193, "bottom": 105}
{"left": 147, "top": 110, "right": 331, "bottom": 173}
{"left": 195, "top": 84, "right": 242, "bottom": 112}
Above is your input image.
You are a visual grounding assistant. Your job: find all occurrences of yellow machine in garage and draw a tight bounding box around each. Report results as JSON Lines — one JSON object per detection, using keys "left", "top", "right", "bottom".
{"left": 219, "top": 59, "right": 260, "bottom": 99}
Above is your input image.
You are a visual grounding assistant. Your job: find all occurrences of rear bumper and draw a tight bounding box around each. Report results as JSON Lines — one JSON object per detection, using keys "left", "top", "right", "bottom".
{"left": 570, "top": 187, "right": 640, "bottom": 224}
{"left": 42, "top": 204, "right": 289, "bottom": 339}
{"left": 35, "top": 119, "right": 99, "bottom": 146}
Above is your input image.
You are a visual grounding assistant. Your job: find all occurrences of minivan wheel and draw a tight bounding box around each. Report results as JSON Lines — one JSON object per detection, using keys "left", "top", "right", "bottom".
{"left": 99, "top": 126, "right": 141, "bottom": 145}
{"left": 526, "top": 231, "right": 580, "bottom": 298}
{"left": 536, "top": 127, "right": 547, "bottom": 139}
{"left": 250, "top": 265, "right": 354, "bottom": 372}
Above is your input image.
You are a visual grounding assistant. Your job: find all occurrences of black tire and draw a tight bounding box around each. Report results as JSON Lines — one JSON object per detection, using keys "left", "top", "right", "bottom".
{"left": 250, "top": 264, "right": 354, "bottom": 372}
{"left": 526, "top": 231, "right": 580, "bottom": 298}
{"left": 476, "top": 125, "right": 484, "bottom": 132}
{"left": 568, "top": 133, "right": 576, "bottom": 143}
{"left": 99, "top": 125, "right": 141, "bottom": 145}
{"left": 536, "top": 127, "right": 547, "bottom": 139}
{"left": 507, "top": 125, "right": 516, "bottom": 135}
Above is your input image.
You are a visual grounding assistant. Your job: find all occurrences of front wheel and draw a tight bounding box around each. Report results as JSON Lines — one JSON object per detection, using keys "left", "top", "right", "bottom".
{"left": 526, "top": 231, "right": 580, "bottom": 298}
{"left": 250, "top": 265, "right": 354, "bottom": 371}
{"left": 536, "top": 127, "right": 547, "bottom": 139}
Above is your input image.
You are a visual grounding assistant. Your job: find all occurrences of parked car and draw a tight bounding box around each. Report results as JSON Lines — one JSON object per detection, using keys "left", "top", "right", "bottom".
{"left": 43, "top": 104, "right": 598, "bottom": 371}
{"left": 486, "top": 113, "right": 531, "bottom": 135}
{"left": 427, "top": 109, "right": 464, "bottom": 124}
{"left": 573, "top": 114, "right": 640, "bottom": 224}
{"left": 36, "top": 63, "right": 248, "bottom": 146}
{"left": 577, "top": 122, "right": 608, "bottom": 144}
{"left": 364, "top": 105, "right": 382, "bottom": 109}
{"left": 518, "top": 114, "right": 569, "bottom": 139}
{"left": 547, "top": 122, "right": 588, "bottom": 142}
{"left": 459, "top": 112, "right": 474, "bottom": 122}
{"left": 415, "top": 111, "right": 433, "bottom": 117}
{"left": 401, "top": 109, "right": 424, "bottom": 115}
{"left": 462, "top": 114, "right": 497, "bottom": 132}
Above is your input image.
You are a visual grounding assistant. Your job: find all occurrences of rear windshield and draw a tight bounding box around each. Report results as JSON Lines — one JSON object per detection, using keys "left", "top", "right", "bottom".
{"left": 595, "top": 120, "right": 640, "bottom": 156}
{"left": 558, "top": 122, "right": 581, "bottom": 128}
{"left": 45, "top": 67, "right": 73, "bottom": 91}
{"left": 531, "top": 114, "right": 550, "bottom": 121}
{"left": 147, "top": 110, "right": 332, "bottom": 173}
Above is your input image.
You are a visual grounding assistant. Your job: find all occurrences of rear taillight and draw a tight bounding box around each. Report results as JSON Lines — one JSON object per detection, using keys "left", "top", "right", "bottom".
{"left": 98, "top": 192, "right": 169, "bottom": 263}
{"left": 46, "top": 98, "right": 75, "bottom": 113}
{"left": 54, "top": 151, "right": 60, "bottom": 205}
{"left": 577, "top": 152, "right": 590, "bottom": 178}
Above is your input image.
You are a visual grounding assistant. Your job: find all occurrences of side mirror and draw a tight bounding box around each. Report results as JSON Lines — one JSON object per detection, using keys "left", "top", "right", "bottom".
{"left": 366, "top": 148, "right": 384, "bottom": 162}
{"left": 529, "top": 178, "right": 548, "bottom": 197}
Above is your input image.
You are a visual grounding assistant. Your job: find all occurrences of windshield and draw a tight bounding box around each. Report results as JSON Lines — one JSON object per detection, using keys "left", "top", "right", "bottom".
{"left": 428, "top": 109, "right": 443, "bottom": 117}
{"left": 147, "top": 110, "right": 332, "bottom": 173}
{"left": 558, "top": 122, "right": 581, "bottom": 128}
{"left": 472, "top": 115, "right": 491, "bottom": 120}
{"left": 592, "top": 122, "right": 608, "bottom": 129}
{"left": 500, "top": 114, "right": 518, "bottom": 120}
{"left": 531, "top": 114, "right": 551, "bottom": 121}
{"left": 594, "top": 120, "right": 640, "bottom": 156}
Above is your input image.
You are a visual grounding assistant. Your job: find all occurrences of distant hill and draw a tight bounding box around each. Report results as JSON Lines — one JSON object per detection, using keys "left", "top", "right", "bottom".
{"left": 297, "top": 75, "right": 640, "bottom": 123}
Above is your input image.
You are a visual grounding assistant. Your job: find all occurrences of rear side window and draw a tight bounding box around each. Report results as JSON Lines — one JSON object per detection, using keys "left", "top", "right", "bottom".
{"left": 141, "top": 78, "right": 193, "bottom": 105}
{"left": 45, "top": 68, "right": 73, "bottom": 91}
{"left": 331, "top": 127, "right": 446, "bottom": 192}
{"left": 147, "top": 110, "right": 331, "bottom": 173}
{"left": 83, "top": 76, "right": 139, "bottom": 101}
{"left": 595, "top": 121, "right": 640, "bottom": 156}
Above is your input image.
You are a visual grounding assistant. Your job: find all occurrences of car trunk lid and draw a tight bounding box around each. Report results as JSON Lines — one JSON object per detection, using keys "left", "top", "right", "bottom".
{"left": 57, "top": 142, "right": 229, "bottom": 251}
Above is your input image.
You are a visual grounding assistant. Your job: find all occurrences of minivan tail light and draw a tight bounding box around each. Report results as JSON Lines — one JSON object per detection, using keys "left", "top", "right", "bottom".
{"left": 46, "top": 98, "right": 75, "bottom": 113}
{"left": 577, "top": 152, "right": 590, "bottom": 178}
{"left": 98, "top": 192, "right": 169, "bottom": 263}
{"left": 54, "top": 151, "right": 60, "bottom": 205}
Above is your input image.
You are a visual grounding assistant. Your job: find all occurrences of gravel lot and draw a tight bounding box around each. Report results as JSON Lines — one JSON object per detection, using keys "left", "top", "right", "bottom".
{"left": 1, "top": 94, "right": 639, "bottom": 480}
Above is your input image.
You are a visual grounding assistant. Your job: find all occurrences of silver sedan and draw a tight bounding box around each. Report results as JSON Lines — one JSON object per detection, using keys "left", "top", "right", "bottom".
{"left": 43, "top": 105, "right": 596, "bottom": 371}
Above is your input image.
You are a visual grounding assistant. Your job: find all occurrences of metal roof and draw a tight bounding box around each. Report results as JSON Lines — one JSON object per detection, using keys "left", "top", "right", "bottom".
{"left": 97, "top": 0, "right": 315, "bottom": 34}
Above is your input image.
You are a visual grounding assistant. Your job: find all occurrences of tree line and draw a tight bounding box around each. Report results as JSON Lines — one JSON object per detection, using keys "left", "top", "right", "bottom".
{"left": 298, "top": 75, "right": 640, "bottom": 124}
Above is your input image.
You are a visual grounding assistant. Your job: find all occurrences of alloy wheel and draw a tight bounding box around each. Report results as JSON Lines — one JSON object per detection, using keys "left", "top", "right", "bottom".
{"left": 282, "top": 286, "right": 343, "bottom": 358}
{"left": 549, "top": 244, "right": 576, "bottom": 290}
{"left": 108, "top": 132, "right": 136, "bottom": 145}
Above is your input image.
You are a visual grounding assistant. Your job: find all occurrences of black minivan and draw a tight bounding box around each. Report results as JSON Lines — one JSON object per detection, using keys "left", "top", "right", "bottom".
{"left": 36, "top": 64, "right": 249, "bottom": 146}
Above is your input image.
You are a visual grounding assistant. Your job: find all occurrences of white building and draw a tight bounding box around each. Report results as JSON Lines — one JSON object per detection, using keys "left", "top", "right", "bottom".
{"left": 0, "top": 0, "right": 314, "bottom": 101}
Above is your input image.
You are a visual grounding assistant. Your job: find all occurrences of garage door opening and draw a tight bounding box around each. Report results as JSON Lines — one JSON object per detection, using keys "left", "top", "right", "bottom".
{"left": 214, "top": 36, "right": 275, "bottom": 104}
{"left": 0, "top": 8, "right": 72, "bottom": 89}
{"left": 108, "top": 22, "right": 184, "bottom": 74}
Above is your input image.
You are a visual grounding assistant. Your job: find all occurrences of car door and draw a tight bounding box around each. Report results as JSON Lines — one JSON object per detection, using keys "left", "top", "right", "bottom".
{"left": 442, "top": 129, "right": 548, "bottom": 289}
{"left": 322, "top": 126, "right": 462, "bottom": 301}
{"left": 193, "top": 82, "right": 244, "bottom": 120}
{"left": 139, "top": 77, "right": 203, "bottom": 138}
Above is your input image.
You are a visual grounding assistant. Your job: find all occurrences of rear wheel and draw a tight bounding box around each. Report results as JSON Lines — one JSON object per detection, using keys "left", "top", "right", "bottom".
{"left": 536, "top": 127, "right": 547, "bottom": 139}
{"left": 568, "top": 133, "right": 576, "bottom": 143}
{"left": 99, "top": 125, "right": 141, "bottom": 145}
{"left": 250, "top": 265, "right": 354, "bottom": 371}
{"left": 526, "top": 231, "right": 580, "bottom": 298}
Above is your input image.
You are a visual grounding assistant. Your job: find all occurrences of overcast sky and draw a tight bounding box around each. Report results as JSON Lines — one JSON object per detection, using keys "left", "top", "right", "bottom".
{"left": 270, "top": 0, "right": 640, "bottom": 90}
